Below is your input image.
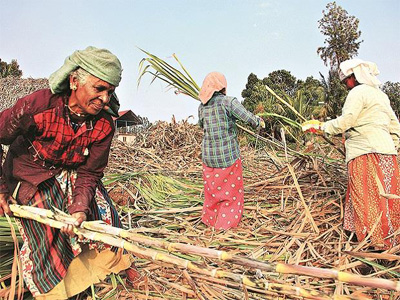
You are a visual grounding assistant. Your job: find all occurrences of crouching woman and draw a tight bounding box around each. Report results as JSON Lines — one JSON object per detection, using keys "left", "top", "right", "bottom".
{"left": 0, "top": 46, "right": 138, "bottom": 299}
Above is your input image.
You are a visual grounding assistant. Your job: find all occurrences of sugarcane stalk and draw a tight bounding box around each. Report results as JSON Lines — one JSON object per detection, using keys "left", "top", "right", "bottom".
{"left": 235, "top": 123, "right": 306, "bottom": 157}
{"left": 8, "top": 204, "right": 335, "bottom": 300}
{"left": 80, "top": 211, "right": 400, "bottom": 292}
{"left": 287, "top": 164, "right": 319, "bottom": 233}
{"left": 9, "top": 204, "right": 400, "bottom": 292}
{"left": 191, "top": 273, "right": 360, "bottom": 300}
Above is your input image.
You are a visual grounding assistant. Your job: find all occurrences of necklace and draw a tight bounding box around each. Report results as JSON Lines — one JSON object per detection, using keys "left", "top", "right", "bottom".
{"left": 67, "top": 105, "right": 86, "bottom": 117}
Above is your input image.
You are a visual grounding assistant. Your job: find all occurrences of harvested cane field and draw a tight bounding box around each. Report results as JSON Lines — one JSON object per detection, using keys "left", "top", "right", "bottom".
{"left": 102, "top": 120, "right": 400, "bottom": 300}
{"left": 1, "top": 78, "right": 399, "bottom": 300}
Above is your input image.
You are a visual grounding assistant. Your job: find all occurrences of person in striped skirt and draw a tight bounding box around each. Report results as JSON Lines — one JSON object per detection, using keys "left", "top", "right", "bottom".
{"left": 0, "top": 46, "right": 140, "bottom": 299}
{"left": 302, "top": 59, "right": 400, "bottom": 249}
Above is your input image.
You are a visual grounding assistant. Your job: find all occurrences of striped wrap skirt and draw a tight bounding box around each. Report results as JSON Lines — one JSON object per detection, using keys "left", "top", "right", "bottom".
{"left": 344, "top": 153, "right": 400, "bottom": 249}
{"left": 15, "top": 170, "right": 130, "bottom": 298}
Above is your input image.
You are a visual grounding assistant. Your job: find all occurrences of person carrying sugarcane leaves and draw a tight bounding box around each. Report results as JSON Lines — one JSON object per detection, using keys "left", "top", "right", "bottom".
{"left": 0, "top": 46, "right": 141, "bottom": 299}
{"left": 198, "top": 72, "right": 265, "bottom": 230}
{"left": 302, "top": 59, "right": 400, "bottom": 249}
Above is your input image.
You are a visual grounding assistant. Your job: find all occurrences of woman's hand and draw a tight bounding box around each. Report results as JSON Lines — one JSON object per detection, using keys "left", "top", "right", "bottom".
{"left": 257, "top": 116, "right": 266, "bottom": 129}
{"left": 0, "top": 193, "right": 13, "bottom": 216}
{"left": 60, "top": 211, "right": 87, "bottom": 239}
{"left": 301, "top": 120, "right": 325, "bottom": 135}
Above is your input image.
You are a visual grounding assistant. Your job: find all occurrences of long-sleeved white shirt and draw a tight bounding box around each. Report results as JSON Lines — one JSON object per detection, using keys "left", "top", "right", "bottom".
{"left": 324, "top": 84, "right": 400, "bottom": 163}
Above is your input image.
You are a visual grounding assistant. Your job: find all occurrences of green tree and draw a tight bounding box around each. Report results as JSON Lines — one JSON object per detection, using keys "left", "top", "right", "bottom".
{"left": 261, "top": 70, "right": 297, "bottom": 98}
{"left": 382, "top": 81, "right": 400, "bottom": 117}
{"left": 319, "top": 71, "right": 348, "bottom": 118}
{"left": 242, "top": 81, "right": 266, "bottom": 114}
{"left": 241, "top": 73, "right": 260, "bottom": 99}
{"left": 0, "top": 58, "right": 23, "bottom": 78}
{"left": 242, "top": 71, "right": 324, "bottom": 143}
{"left": 317, "top": 2, "right": 363, "bottom": 70}
{"left": 242, "top": 70, "right": 323, "bottom": 117}
{"left": 297, "top": 76, "right": 325, "bottom": 108}
{"left": 242, "top": 70, "right": 300, "bottom": 115}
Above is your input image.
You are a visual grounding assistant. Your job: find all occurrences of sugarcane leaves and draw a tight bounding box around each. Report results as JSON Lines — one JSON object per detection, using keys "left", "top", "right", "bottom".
{"left": 355, "top": 257, "right": 400, "bottom": 278}
{"left": 257, "top": 113, "right": 302, "bottom": 129}
{"left": 264, "top": 84, "right": 307, "bottom": 122}
{"left": 172, "top": 53, "right": 200, "bottom": 91}
{"left": 0, "top": 216, "right": 22, "bottom": 293}
{"left": 104, "top": 172, "right": 203, "bottom": 210}
{"left": 103, "top": 172, "right": 143, "bottom": 185}
{"left": 138, "top": 48, "right": 200, "bottom": 100}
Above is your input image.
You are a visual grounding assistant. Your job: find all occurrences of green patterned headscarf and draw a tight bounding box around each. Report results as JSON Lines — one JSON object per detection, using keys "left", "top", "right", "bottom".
{"left": 48, "top": 46, "right": 122, "bottom": 117}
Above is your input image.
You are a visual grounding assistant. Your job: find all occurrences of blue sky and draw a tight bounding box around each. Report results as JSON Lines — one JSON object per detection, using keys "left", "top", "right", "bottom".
{"left": 1, "top": 0, "right": 399, "bottom": 122}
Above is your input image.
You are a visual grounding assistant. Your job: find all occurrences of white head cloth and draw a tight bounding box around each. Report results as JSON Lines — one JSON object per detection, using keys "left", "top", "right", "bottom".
{"left": 339, "top": 58, "right": 381, "bottom": 88}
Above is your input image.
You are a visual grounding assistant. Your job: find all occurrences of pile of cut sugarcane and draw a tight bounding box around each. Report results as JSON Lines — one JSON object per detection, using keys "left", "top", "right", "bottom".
{"left": 1, "top": 75, "right": 399, "bottom": 299}
{"left": 1, "top": 117, "right": 399, "bottom": 300}
{"left": 99, "top": 120, "right": 399, "bottom": 300}
{"left": 106, "top": 116, "right": 203, "bottom": 176}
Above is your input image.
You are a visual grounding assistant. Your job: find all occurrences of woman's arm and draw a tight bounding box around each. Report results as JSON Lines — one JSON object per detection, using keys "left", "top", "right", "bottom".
{"left": 228, "top": 97, "right": 259, "bottom": 128}
{"left": 69, "top": 118, "right": 115, "bottom": 215}
{"left": 0, "top": 95, "right": 37, "bottom": 197}
{"left": 323, "top": 90, "right": 364, "bottom": 135}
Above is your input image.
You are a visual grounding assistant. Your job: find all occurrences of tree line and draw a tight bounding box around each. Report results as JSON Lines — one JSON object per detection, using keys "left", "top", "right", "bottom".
{"left": 1, "top": 2, "right": 399, "bottom": 127}
{"left": 241, "top": 2, "right": 400, "bottom": 139}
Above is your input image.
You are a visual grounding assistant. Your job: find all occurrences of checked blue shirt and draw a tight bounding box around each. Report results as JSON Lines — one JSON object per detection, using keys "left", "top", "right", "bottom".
{"left": 198, "top": 93, "right": 260, "bottom": 168}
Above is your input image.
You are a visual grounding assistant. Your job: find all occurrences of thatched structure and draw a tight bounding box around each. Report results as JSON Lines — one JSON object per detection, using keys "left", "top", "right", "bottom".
{"left": 0, "top": 77, "right": 49, "bottom": 112}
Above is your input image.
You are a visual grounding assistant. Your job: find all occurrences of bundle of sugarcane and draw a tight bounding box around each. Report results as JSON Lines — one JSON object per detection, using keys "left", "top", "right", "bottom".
{"left": 7, "top": 204, "right": 400, "bottom": 300}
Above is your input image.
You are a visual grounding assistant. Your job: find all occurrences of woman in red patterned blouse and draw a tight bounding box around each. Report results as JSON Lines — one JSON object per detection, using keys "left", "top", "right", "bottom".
{"left": 0, "top": 46, "right": 139, "bottom": 299}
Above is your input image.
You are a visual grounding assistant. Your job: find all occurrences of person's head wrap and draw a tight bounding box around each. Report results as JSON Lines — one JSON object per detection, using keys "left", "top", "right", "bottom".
{"left": 339, "top": 58, "right": 381, "bottom": 88}
{"left": 338, "top": 69, "right": 348, "bottom": 82}
{"left": 199, "top": 72, "right": 227, "bottom": 104}
{"left": 48, "top": 46, "right": 122, "bottom": 116}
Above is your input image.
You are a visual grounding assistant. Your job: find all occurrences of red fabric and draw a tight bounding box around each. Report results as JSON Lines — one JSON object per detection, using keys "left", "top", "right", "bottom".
{"left": 32, "top": 108, "right": 111, "bottom": 167}
{"left": 344, "top": 153, "right": 400, "bottom": 249}
{"left": 202, "top": 159, "right": 244, "bottom": 230}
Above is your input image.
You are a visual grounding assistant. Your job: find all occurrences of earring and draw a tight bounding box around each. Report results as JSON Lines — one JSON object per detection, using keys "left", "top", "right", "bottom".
{"left": 70, "top": 85, "right": 77, "bottom": 91}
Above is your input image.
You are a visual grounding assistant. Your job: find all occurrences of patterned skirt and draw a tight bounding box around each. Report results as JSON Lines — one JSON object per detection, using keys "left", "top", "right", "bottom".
{"left": 344, "top": 153, "right": 400, "bottom": 248}
{"left": 202, "top": 159, "right": 244, "bottom": 230}
{"left": 15, "top": 170, "right": 126, "bottom": 296}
